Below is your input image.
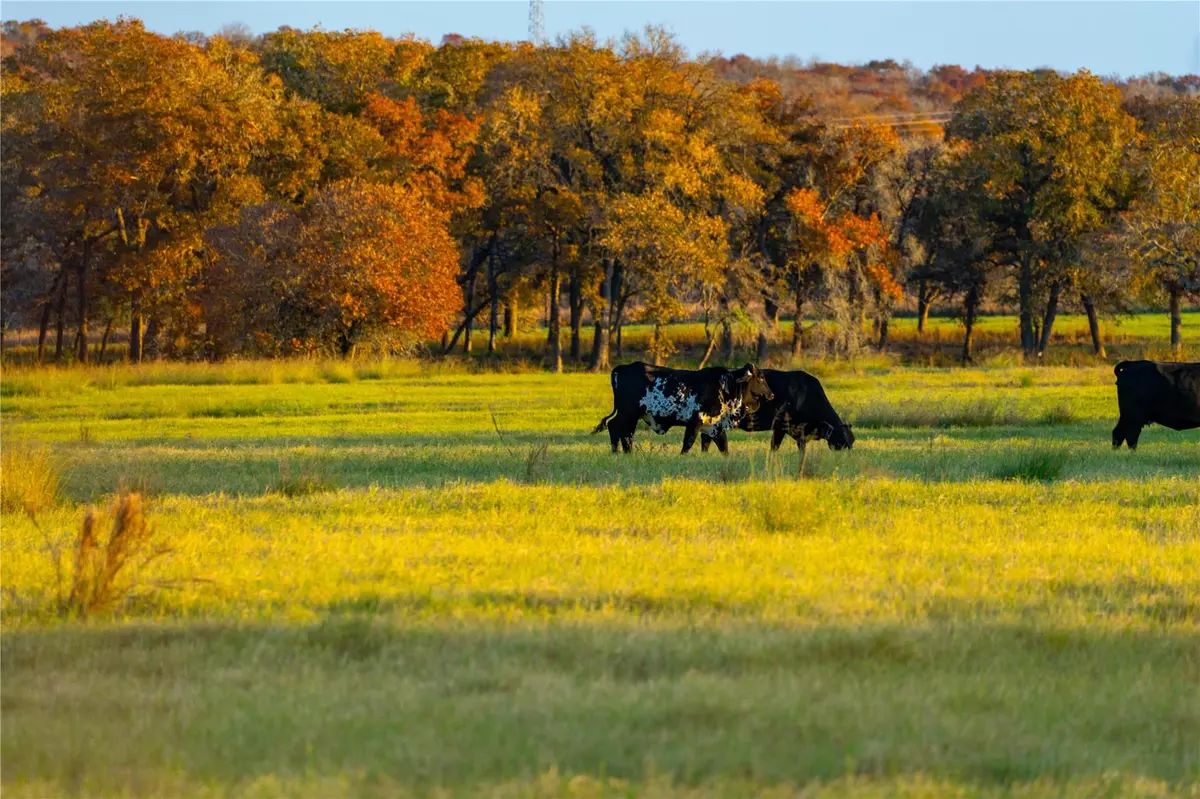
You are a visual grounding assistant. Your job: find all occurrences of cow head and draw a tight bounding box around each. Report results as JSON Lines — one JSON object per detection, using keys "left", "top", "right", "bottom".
{"left": 732, "top": 363, "right": 773, "bottom": 411}
{"left": 828, "top": 420, "right": 854, "bottom": 450}
{"left": 809, "top": 420, "right": 855, "bottom": 450}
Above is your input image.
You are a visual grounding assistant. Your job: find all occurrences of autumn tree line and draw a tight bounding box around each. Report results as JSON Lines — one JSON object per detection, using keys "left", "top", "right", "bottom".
{"left": 2, "top": 18, "right": 1197, "bottom": 369}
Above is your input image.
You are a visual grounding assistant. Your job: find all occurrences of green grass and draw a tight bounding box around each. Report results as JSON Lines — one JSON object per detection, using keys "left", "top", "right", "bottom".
{"left": 2, "top": 360, "right": 1198, "bottom": 796}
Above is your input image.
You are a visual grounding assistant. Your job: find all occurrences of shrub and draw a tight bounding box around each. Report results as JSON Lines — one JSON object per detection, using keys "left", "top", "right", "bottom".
{"left": 1, "top": 444, "right": 61, "bottom": 514}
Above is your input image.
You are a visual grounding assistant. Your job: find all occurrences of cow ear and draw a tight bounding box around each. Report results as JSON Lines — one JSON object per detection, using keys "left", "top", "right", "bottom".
{"left": 735, "top": 366, "right": 751, "bottom": 383}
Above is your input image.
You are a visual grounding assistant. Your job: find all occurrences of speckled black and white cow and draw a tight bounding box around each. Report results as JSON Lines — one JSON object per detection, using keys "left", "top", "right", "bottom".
{"left": 591, "top": 362, "right": 773, "bottom": 454}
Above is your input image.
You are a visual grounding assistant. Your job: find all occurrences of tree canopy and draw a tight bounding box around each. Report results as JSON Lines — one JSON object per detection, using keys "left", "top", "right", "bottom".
{"left": 2, "top": 17, "right": 1197, "bottom": 364}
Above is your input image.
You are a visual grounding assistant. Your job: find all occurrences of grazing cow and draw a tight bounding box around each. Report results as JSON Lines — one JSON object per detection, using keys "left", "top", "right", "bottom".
{"left": 701, "top": 369, "right": 855, "bottom": 461}
{"left": 591, "top": 362, "right": 773, "bottom": 454}
{"left": 1111, "top": 360, "right": 1200, "bottom": 449}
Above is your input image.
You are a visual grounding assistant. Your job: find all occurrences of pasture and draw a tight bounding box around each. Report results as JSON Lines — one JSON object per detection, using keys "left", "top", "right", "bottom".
{"left": 1, "top": 355, "right": 1198, "bottom": 796}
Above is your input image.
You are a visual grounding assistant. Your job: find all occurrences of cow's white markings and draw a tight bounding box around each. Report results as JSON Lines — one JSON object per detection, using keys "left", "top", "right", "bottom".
{"left": 638, "top": 376, "right": 746, "bottom": 436}
{"left": 699, "top": 396, "right": 743, "bottom": 435}
{"left": 639, "top": 377, "right": 700, "bottom": 434}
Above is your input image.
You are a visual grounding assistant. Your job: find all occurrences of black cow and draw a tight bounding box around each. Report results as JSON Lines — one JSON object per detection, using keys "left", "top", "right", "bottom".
{"left": 701, "top": 369, "right": 854, "bottom": 459}
{"left": 1112, "top": 360, "right": 1200, "bottom": 449}
{"left": 591, "top": 362, "right": 773, "bottom": 454}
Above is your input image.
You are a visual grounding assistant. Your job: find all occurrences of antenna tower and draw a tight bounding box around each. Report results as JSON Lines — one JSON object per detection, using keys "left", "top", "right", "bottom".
{"left": 528, "top": 0, "right": 545, "bottom": 43}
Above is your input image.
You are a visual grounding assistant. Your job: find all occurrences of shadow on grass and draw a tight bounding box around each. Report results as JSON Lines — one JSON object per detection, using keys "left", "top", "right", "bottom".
{"left": 2, "top": 618, "right": 1197, "bottom": 795}
{"left": 50, "top": 424, "right": 1200, "bottom": 500}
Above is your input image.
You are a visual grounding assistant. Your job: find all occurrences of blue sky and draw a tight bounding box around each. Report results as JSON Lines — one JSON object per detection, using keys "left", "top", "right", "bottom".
{"left": 5, "top": 1, "right": 1198, "bottom": 77}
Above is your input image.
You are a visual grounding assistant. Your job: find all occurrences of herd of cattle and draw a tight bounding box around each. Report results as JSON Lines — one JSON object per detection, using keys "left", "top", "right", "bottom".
{"left": 592, "top": 359, "right": 1200, "bottom": 455}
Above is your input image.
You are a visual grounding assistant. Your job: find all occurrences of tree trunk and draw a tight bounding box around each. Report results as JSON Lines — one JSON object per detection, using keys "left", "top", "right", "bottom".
{"left": 504, "top": 294, "right": 517, "bottom": 338}
{"left": 98, "top": 315, "right": 116, "bottom": 362}
{"left": 36, "top": 300, "right": 52, "bottom": 365}
{"left": 443, "top": 299, "right": 490, "bottom": 354}
{"left": 878, "top": 314, "right": 890, "bottom": 350}
{"left": 143, "top": 316, "right": 160, "bottom": 360}
{"left": 36, "top": 271, "right": 61, "bottom": 365}
{"left": 917, "top": 280, "right": 930, "bottom": 335}
{"left": 652, "top": 322, "right": 665, "bottom": 366}
{"left": 75, "top": 242, "right": 91, "bottom": 363}
{"left": 613, "top": 260, "right": 626, "bottom": 358}
{"left": 962, "top": 286, "right": 979, "bottom": 364}
{"left": 1169, "top": 285, "right": 1182, "bottom": 352}
{"left": 721, "top": 319, "right": 733, "bottom": 363}
{"left": 697, "top": 329, "right": 719, "bottom": 369}
{"left": 547, "top": 268, "right": 562, "bottom": 373}
{"left": 568, "top": 267, "right": 583, "bottom": 361}
{"left": 589, "top": 260, "right": 613, "bottom": 372}
{"left": 757, "top": 297, "right": 777, "bottom": 362}
{"left": 1018, "top": 252, "right": 1035, "bottom": 358}
{"left": 790, "top": 276, "right": 803, "bottom": 360}
{"left": 1081, "top": 294, "right": 1105, "bottom": 357}
{"left": 129, "top": 292, "right": 143, "bottom": 364}
{"left": 463, "top": 266, "right": 477, "bottom": 354}
{"left": 54, "top": 270, "right": 69, "bottom": 362}
{"left": 1037, "top": 280, "right": 1061, "bottom": 358}
{"left": 486, "top": 237, "right": 499, "bottom": 356}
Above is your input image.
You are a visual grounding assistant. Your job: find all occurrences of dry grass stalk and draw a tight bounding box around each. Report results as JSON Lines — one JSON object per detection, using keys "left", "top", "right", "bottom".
{"left": 35, "top": 492, "right": 188, "bottom": 619}
{"left": 490, "top": 407, "right": 550, "bottom": 483}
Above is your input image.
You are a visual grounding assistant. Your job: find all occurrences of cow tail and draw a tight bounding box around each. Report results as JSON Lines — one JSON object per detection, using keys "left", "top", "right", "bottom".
{"left": 591, "top": 408, "right": 617, "bottom": 435}
{"left": 1114, "top": 360, "right": 1131, "bottom": 379}
{"left": 590, "top": 368, "right": 621, "bottom": 434}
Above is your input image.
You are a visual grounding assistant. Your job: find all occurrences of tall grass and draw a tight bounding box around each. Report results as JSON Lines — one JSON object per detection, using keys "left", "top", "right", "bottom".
{"left": 991, "top": 449, "right": 1072, "bottom": 482}
{"left": 1, "top": 444, "right": 60, "bottom": 514}
{"left": 850, "top": 398, "right": 1077, "bottom": 429}
{"left": 267, "top": 458, "right": 335, "bottom": 497}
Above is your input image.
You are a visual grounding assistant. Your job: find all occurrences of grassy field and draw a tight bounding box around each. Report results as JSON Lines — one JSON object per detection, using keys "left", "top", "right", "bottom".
{"left": 2, "top": 355, "right": 1199, "bottom": 796}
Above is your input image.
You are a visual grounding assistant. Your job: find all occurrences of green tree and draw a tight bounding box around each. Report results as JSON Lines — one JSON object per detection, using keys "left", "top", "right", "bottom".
{"left": 946, "top": 70, "right": 1138, "bottom": 358}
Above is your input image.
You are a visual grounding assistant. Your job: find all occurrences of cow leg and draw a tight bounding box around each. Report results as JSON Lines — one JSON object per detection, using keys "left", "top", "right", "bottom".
{"left": 796, "top": 437, "right": 808, "bottom": 478}
{"left": 1124, "top": 422, "right": 1144, "bottom": 451}
{"left": 681, "top": 421, "right": 701, "bottom": 454}
{"left": 1113, "top": 414, "right": 1144, "bottom": 451}
{"left": 700, "top": 433, "right": 713, "bottom": 453}
{"left": 609, "top": 413, "right": 624, "bottom": 453}
{"left": 620, "top": 419, "right": 636, "bottom": 453}
{"left": 770, "top": 425, "right": 788, "bottom": 452}
{"left": 714, "top": 429, "right": 729, "bottom": 455}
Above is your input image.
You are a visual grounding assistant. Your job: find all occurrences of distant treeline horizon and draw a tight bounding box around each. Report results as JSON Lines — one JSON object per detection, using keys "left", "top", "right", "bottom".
{"left": 2, "top": 18, "right": 1197, "bottom": 369}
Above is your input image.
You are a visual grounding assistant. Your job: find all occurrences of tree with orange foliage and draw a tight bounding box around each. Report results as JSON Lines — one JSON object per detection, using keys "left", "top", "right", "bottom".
{"left": 206, "top": 181, "right": 460, "bottom": 356}
{"left": 361, "top": 93, "right": 484, "bottom": 214}
{"left": 781, "top": 122, "right": 902, "bottom": 358}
